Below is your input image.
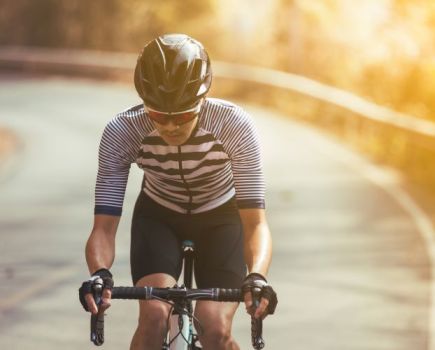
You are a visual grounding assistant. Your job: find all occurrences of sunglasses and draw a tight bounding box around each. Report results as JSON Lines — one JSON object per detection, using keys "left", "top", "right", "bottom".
{"left": 145, "top": 101, "right": 203, "bottom": 126}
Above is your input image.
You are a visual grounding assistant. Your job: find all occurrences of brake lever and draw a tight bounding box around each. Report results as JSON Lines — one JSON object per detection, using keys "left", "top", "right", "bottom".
{"left": 90, "top": 278, "right": 105, "bottom": 346}
{"left": 251, "top": 286, "right": 265, "bottom": 350}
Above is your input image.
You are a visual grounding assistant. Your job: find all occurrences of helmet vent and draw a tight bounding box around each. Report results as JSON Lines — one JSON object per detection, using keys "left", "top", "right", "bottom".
{"left": 188, "top": 60, "right": 204, "bottom": 83}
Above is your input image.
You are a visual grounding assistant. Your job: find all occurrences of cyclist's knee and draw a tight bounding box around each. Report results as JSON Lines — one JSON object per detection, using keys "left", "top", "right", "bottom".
{"left": 137, "top": 300, "right": 170, "bottom": 335}
{"left": 201, "top": 325, "right": 233, "bottom": 348}
{"left": 195, "top": 313, "right": 235, "bottom": 348}
{"left": 133, "top": 273, "right": 175, "bottom": 336}
{"left": 130, "top": 301, "right": 170, "bottom": 350}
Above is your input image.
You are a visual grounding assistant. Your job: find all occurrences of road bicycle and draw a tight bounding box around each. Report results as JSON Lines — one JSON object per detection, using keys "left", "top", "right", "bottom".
{"left": 88, "top": 240, "right": 266, "bottom": 349}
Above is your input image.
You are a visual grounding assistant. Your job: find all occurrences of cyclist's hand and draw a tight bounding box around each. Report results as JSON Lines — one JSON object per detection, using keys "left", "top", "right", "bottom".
{"left": 242, "top": 273, "right": 277, "bottom": 319}
{"left": 79, "top": 268, "right": 114, "bottom": 315}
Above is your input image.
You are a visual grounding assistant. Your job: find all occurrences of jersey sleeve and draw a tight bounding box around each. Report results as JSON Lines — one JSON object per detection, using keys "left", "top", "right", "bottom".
{"left": 227, "top": 109, "right": 266, "bottom": 209}
{"left": 94, "top": 118, "right": 133, "bottom": 216}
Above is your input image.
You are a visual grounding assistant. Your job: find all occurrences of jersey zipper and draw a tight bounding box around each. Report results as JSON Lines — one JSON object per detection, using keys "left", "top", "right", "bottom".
{"left": 178, "top": 145, "right": 193, "bottom": 214}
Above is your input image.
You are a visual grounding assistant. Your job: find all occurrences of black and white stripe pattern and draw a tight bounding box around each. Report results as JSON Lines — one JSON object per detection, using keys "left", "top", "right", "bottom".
{"left": 95, "top": 98, "right": 265, "bottom": 215}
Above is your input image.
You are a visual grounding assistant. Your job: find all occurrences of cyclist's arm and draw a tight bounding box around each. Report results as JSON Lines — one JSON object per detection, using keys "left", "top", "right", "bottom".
{"left": 239, "top": 208, "right": 272, "bottom": 319}
{"left": 239, "top": 208, "right": 272, "bottom": 276}
{"left": 84, "top": 214, "right": 120, "bottom": 314}
{"left": 86, "top": 214, "right": 120, "bottom": 273}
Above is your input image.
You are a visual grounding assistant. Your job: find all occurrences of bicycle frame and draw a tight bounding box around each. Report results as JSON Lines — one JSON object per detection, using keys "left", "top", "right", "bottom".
{"left": 166, "top": 240, "right": 197, "bottom": 350}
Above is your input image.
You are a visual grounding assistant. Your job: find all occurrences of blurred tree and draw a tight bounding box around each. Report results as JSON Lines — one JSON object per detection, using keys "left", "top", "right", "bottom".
{"left": 270, "top": 0, "right": 435, "bottom": 120}
{"left": 0, "top": 0, "right": 434, "bottom": 120}
{"left": 0, "top": 0, "right": 216, "bottom": 51}
{"left": 0, "top": 0, "right": 61, "bottom": 46}
{"left": 114, "top": 0, "right": 218, "bottom": 52}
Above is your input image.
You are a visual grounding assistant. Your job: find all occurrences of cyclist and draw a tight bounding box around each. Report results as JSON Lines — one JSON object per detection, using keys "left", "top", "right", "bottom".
{"left": 79, "top": 33, "right": 277, "bottom": 350}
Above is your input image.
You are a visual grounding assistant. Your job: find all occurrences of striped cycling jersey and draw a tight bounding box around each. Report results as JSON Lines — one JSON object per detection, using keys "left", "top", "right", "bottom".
{"left": 94, "top": 98, "right": 265, "bottom": 215}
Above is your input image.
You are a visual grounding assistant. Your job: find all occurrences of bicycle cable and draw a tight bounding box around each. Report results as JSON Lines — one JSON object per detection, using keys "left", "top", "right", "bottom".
{"left": 164, "top": 302, "right": 206, "bottom": 345}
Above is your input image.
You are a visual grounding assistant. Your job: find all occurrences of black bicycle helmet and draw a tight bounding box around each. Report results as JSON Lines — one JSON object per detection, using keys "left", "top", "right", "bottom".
{"left": 134, "top": 34, "right": 212, "bottom": 112}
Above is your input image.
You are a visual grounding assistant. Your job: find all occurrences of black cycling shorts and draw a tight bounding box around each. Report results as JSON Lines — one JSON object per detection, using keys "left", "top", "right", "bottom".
{"left": 130, "top": 192, "right": 247, "bottom": 288}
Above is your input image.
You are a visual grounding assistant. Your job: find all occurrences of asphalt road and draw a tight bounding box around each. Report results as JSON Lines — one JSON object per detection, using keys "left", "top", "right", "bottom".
{"left": 0, "top": 75, "right": 431, "bottom": 350}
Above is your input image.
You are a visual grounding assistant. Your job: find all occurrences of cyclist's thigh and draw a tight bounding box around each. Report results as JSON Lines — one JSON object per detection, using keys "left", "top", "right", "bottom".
{"left": 130, "top": 195, "right": 183, "bottom": 285}
{"left": 193, "top": 209, "right": 246, "bottom": 288}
